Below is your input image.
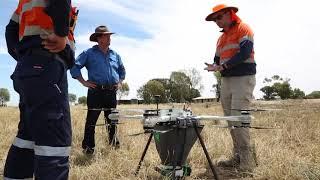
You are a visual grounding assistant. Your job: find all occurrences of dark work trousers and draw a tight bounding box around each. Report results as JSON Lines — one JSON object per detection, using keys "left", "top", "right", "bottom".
{"left": 3, "top": 51, "right": 71, "bottom": 180}
{"left": 82, "top": 88, "right": 117, "bottom": 149}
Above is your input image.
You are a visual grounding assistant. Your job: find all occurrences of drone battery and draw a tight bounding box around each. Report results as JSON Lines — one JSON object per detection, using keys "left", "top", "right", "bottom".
{"left": 153, "top": 119, "right": 203, "bottom": 173}
{"left": 155, "top": 164, "right": 191, "bottom": 177}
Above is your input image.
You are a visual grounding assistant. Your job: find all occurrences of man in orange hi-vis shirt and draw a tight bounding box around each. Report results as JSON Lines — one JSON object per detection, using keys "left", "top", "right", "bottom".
{"left": 204, "top": 4, "right": 257, "bottom": 173}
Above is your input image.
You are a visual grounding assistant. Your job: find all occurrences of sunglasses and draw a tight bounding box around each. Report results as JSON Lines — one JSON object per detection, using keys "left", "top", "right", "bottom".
{"left": 213, "top": 11, "right": 227, "bottom": 22}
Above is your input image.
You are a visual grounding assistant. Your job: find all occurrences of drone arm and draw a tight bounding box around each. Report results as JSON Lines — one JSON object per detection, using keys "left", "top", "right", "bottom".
{"left": 122, "top": 115, "right": 144, "bottom": 119}
{"left": 196, "top": 115, "right": 253, "bottom": 122}
{"left": 108, "top": 114, "right": 144, "bottom": 120}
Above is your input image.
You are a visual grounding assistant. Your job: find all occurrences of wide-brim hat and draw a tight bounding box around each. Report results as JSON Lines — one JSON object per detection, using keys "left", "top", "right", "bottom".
{"left": 205, "top": 4, "right": 238, "bottom": 21}
{"left": 89, "top": 25, "right": 114, "bottom": 42}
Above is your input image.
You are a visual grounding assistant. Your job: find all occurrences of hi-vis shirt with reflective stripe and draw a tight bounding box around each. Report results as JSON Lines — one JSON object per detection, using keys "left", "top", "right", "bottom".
{"left": 216, "top": 22, "right": 255, "bottom": 64}
{"left": 11, "top": 0, "right": 75, "bottom": 50}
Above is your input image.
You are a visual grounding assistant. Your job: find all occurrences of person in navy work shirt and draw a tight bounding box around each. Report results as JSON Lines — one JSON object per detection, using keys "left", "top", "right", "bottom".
{"left": 4, "top": 0, "right": 76, "bottom": 179}
{"left": 70, "top": 25, "right": 126, "bottom": 154}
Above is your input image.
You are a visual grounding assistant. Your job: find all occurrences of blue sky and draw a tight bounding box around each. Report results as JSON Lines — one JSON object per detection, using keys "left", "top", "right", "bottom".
{"left": 1, "top": 0, "right": 320, "bottom": 106}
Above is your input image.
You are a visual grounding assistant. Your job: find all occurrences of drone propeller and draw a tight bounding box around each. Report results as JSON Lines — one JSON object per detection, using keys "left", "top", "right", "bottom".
{"left": 129, "top": 129, "right": 173, "bottom": 136}
{"left": 83, "top": 108, "right": 148, "bottom": 113}
{"left": 117, "top": 108, "right": 146, "bottom": 113}
{"left": 211, "top": 125, "right": 281, "bottom": 129}
{"left": 108, "top": 113, "right": 144, "bottom": 120}
{"left": 84, "top": 108, "right": 116, "bottom": 111}
{"left": 230, "top": 108, "right": 282, "bottom": 112}
{"left": 92, "top": 122, "right": 124, "bottom": 126}
{"left": 195, "top": 115, "right": 253, "bottom": 122}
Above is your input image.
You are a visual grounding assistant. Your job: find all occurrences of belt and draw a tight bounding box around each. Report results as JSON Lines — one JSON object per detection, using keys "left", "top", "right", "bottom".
{"left": 96, "top": 84, "right": 116, "bottom": 90}
{"left": 28, "top": 48, "right": 67, "bottom": 67}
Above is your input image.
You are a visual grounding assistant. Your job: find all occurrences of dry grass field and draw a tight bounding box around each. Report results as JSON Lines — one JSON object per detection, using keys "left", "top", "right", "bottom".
{"left": 0, "top": 99, "right": 319, "bottom": 179}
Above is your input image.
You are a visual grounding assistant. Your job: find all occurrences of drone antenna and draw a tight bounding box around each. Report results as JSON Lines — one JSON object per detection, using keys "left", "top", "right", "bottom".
{"left": 154, "top": 95, "right": 160, "bottom": 115}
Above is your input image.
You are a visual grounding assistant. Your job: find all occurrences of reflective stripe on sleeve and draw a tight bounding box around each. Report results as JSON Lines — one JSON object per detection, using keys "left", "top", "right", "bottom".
{"left": 22, "top": 26, "right": 74, "bottom": 50}
{"left": 34, "top": 145, "right": 71, "bottom": 157}
{"left": 22, "top": 25, "right": 53, "bottom": 38}
{"left": 13, "top": 137, "right": 34, "bottom": 149}
{"left": 21, "top": 0, "right": 46, "bottom": 13}
{"left": 244, "top": 58, "right": 255, "bottom": 63}
{"left": 218, "top": 43, "right": 240, "bottom": 54}
{"left": 239, "top": 35, "right": 254, "bottom": 43}
{"left": 11, "top": 13, "right": 19, "bottom": 23}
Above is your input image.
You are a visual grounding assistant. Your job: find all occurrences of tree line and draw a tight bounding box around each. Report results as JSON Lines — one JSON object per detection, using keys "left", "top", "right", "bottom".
{"left": 1, "top": 73, "right": 320, "bottom": 105}
{"left": 259, "top": 75, "right": 319, "bottom": 100}
{"left": 137, "top": 70, "right": 202, "bottom": 104}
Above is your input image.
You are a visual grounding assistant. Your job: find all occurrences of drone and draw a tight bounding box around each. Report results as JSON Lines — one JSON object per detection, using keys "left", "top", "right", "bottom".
{"left": 105, "top": 95, "right": 279, "bottom": 180}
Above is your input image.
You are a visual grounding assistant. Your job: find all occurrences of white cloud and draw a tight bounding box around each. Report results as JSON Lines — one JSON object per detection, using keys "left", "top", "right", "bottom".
{"left": 0, "top": 45, "right": 7, "bottom": 55}
{"left": 3, "top": 0, "right": 319, "bottom": 104}
{"left": 73, "top": 0, "right": 169, "bottom": 34}
{"left": 0, "top": 37, "right": 8, "bottom": 54}
{"left": 73, "top": 0, "right": 320, "bottom": 99}
{"left": 74, "top": 0, "right": 219, "bottom": 98}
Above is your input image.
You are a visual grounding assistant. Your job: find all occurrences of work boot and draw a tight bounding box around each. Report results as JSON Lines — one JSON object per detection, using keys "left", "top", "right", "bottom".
{"left": 217, "top": 155, "right": 240, "bottom": 168}
{"left": 238, "top": 147, "right": 257, "bottom": 173}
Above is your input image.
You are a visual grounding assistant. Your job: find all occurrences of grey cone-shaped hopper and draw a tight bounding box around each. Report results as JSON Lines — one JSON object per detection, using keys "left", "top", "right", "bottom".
{"left": 153, "top": 121, "right": 203, "bottom": 166}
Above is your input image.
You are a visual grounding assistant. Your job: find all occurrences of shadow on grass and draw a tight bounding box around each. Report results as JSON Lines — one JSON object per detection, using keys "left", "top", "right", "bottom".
{"left": 195, "top": 167, "right": 256, "bottom": 180}
{"left": 73, "top": 153, "right": 95, "bottom": 166}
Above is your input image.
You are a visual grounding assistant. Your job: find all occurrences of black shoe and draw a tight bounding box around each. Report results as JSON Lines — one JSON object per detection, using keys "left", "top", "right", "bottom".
{"left": 83, "top": 147, "right": 94, "bottom": 155}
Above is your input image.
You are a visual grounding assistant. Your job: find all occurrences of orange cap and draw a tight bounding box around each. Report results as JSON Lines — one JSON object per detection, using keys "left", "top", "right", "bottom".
{"left": 205, "top": 4, "right": 238, "bottom": 21}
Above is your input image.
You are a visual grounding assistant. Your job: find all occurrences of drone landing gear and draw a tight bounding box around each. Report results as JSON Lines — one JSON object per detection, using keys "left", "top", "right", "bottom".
{"left": 192, "top": 121, "right": 220, "bottom": 180}
{"left": 154, "top": 164, "right": 191, "bottom": 180}
{"left": 105, "top": 115, "right": 120, "bottom": 149}
{"left": 134, "top": 120, "right": 221, "bottom": 180}
{"left": 134, "top": 133, "right": 153, "bottom": 176}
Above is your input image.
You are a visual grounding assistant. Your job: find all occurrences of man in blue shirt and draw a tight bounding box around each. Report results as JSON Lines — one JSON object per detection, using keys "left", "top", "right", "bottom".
{"left": 70, "top": 25, "right": 126, "bottom": 153}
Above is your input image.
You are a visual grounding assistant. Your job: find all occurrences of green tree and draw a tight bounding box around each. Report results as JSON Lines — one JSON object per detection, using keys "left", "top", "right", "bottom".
{"left": 137, "top": 80, "right": 166, "bottom": 104}
{"left": 78, "top": 96, "right": 87, "bottom": 105}
{"left": 291, "top": 88, "right": 305, "bottom": 99}
{"left": 68, "top": 93, "right": 77, "bottom": 103}
{"left": 260, "top": 86, "right": 276, "bottom": 100}
{"left": 305, "top": 91, "right": 320, "bottom": 99}
{"left": 183, "top": 68, "right": 204, "bottom": 92}
{"left": 152, "top": 78, "right": 171, "bottom": 102}
{"left": 117, "top": 82, "right": 129, "bottom": 100}
{"left": 273, "top": 81, "right": 292, "bottom": 99}
{"left": 137, "top": 70, "right": 202, "bottom": 103}
{"left": 190, "top": 88, "right": 201, "bottom": 99}
{"left": 260, "top": 75, "right": 295, "bottom": 100}
{"left": 169, "top": 71, "right": 192, "bottom": 102}
{"left": 271, "top": 75, "right": 282, "bottom": 81}
{"left": 0, "top": 88, "right": 10, "bottom": 102}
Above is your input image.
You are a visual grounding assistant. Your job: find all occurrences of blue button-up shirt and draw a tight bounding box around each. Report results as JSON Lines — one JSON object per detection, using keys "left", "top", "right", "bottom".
{"left": 70, "top": 45, "right": 126, "bottom": 85}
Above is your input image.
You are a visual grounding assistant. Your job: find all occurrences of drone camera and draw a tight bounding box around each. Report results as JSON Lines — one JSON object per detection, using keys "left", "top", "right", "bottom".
{"left": 241, "top": 121, "right": 251, "bottom": 128}
{"left": 143, "top": 110, "right": 159, "bottom": 117}
{"left": 240, "top": 110, "right": 250, "bottom": 115}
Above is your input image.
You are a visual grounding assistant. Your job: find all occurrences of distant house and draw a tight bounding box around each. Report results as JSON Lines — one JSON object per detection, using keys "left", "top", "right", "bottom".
{"left": 118, "top": 98, "right": 144, "bottom": 105}
{"left": 192, "top": 96, "right": 216, "bottom": 103}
